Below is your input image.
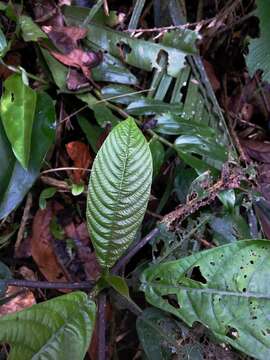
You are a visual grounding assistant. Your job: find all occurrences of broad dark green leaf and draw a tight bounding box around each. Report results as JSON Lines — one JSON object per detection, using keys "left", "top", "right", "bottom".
{"left": 85, "top": 24, "right": 197, "bottom": 77}
{"left": 77, "top": 93, "right": 120, "bottom": 127}
{"left": 87, "top": 118, "right": 152, "bottom": 269}
{"left": 0, "top": 92, "right": 55, "bottom": 219}
{"left": 137, "top": 308, "right": 182, "bottom": 359}
{"left": 149, "top": 139, "right": 165, "bottom": 178}
{"left": 0, "top": 74, "right": 37, "bottom": 168}
{"left": 41, "top": 48, "right": 68, "bottom": 89}
{"left": 127, "top": 99, "right": 183, "bottom": 115}
{"left": 77, "top": 116, "right": 103, "bottom": 153}
{"left": 101, "top": 85, "right": 144, "bottom": 105}
{"left": 175, "top": 135, "right": 227, "bottom": 171}
{"left": 0, "top": 292, "right": 96, "bottom": 360}
{"left": 19, "top": 15, "right": 47, "bottom": 42}
{"left": 141, "top": 240, "right": 270, "bottom": 359}
{"left": 246, "top": 0, "right": 270, "bottom": 81}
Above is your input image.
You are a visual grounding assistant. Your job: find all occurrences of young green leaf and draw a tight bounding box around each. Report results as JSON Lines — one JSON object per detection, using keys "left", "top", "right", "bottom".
{"left": 0, "top": 292, "right": 96, "bottom": 360}
{"left": 0, "top": 74, "right": 37, "bottom": 169}
{"left": 87, "top": 117, "right": 152, "bottom": 270}
{"left": 141, "top": 240, "right": 270, "bottom": 360}
{"left": 0, "top": 92, "right": 55, "bottom": 219}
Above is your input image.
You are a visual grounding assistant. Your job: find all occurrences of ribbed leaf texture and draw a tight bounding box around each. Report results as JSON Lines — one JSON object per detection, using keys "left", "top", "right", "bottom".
{"left": 0, "top": 292, "right": 96, "bottom": 360}
{"left": 87, "top": 118, "right": 152, "bottom": 269}
{"left": 141, "top": 240, "right": 270, "bottom": 360}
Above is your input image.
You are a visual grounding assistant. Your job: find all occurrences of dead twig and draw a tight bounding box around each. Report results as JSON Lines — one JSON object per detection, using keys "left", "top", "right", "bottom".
{"left": 2, "top": 279, "right": 95, "bottom": 290}
{"left": 15, "top": 193, "right": 33, "bottom": 253}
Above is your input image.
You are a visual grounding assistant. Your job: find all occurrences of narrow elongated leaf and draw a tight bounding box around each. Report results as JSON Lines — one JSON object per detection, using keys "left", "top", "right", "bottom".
{"left": 0, "top": 292, "right": 96, "bottom": 360}
{"left": 0, "top": 74, "right": 37, "bottom": 168}
{"left": 0, "top": 92, "right": 55, "bottom": 219}
{"left": 141, "top": 240, "right": 270, "bottom": 360}
{"left": 87, "top": 118, "right": 152, "bottom": 269}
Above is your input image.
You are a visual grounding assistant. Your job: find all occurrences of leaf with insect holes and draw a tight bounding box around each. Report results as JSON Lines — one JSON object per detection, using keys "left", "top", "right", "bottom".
{"left": 141, "top": 240, "right": 270, "bottom": 360}
{"left": 0, "top": 292, "right": 96, "bottom": 360}
{"left": 87, "top": 118, "right": 152, "bottom": 269}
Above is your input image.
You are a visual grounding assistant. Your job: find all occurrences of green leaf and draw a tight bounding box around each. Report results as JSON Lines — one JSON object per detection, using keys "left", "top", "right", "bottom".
{"left": 141, "top": 240, "right": 270, "bottom": 360}
{"left": 101, "top": 85, "right": 144, "bottom": 105}
{"left": 71, "top": 183, "right": 84, "bottom": 196}
{"left": 127, "top": 99, "right": 183, "bottom": 116}
{"left": 85, "top": 24, "right": 197, "bottom": 77}
{"left": 0, "top": 292, "right": 96, "bottom": 360}
{"left": 39, "top": 187, "right": 57, "bottom": 209}
{"left": 0, "top": 92, "right": 55, "bottom": 219}
{"left": 149, "top": 139, "right": 165, "bottom": 178}
{"left": 87, "top": 117, "right": 152, "bottom": 269}
{"left": 77, "top": 93, "right": 120, "bottom": 128}
{"left": 0, "top": 74, "right": 37, "bottom": 168}
{"left": 78, "top": 116, "right": 103, "bottom": 153}
{"left": 0, "top": 261, "right": 11, "bottom": 296}
{"left": 41, "top": 48, "right": 68, "bottom": 89}
{"left": 137, "top": 307, "right": 180, "bottom": 360}
{"left": 246, "top": 0, "right": 270, "bottom": 81}
{"left": 0, "top": 27, "right": 7, "bottom": 57}
{"left": 19, "top": 15, "right": 47, "bottom": 42}
{"left": 104, "top": 274, "right": 129, "bottom": 297}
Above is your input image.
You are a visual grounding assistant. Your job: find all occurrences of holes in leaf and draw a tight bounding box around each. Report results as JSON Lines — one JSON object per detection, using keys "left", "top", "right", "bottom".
{"left": 210, "top": 261, "right": 215, "bottom": 266}
{"left": 116, "top": 41, "right": 132, "bottom": 59}
{"left": 252, "top": 316, "right": 257, "bottom": 320}
{"left": 11, "top": 93, "right": 15, "bottom": 102}
{"left": 188, "top": 266, "right": 207, "bottom": 284}
{"left": 266, "top": 328, "right": 270, "bottom": 334}
{"left": 226, "top": 327, "right": 239, "bottom": 340}
{"left": 162, "top": 294, "right": 180, "bottom": 309}
{"left": 244, "top": 274, "right": 247, "bottom": 279}
{"left": 250, "top": 260, "right": 254, "bottom": 265}
{"left": 242, "top": 288, "right": 246, "bottom": 293}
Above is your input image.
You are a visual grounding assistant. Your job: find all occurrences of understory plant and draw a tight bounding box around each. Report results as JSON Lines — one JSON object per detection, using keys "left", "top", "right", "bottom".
{"left": 0, "top": 117, "right": 270, "bottom": 360}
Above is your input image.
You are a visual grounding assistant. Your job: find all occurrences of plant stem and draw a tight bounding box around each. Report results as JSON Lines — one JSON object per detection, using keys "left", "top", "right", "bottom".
{"left": 3, "top": 279, "right": 95, "bottom": 290}
{"left": 98, "top": 291, "right": 107, "bottom": 360}
{"left": 112, "top": 228, "right": 160, "bottom": 274}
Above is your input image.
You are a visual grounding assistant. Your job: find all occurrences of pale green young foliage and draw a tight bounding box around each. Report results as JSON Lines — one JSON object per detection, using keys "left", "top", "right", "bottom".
{"left": 0, "top": 292, "right": 96, "bottom": 360}
{"left": 141, "top": 240, "right": 270, "bottom": 359}
{"left": 87, "top": 118, "right": 152, "bottom": 270}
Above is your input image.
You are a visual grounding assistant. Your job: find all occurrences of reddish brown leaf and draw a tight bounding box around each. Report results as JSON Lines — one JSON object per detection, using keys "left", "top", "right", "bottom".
{"left": 65, "top": 141, "right": 92, "bottom": 183}
{"left": 50, "top": 49, "right": 103, "bottom": 79}
{"left": 0, "top": 287, "right": 36, "bottom": 316}
{"left": 67, "top": 68, "right": 90, "bottom": 91}
{"left": 203, "top": 60, "right": 220, "bottom": 92}
{"left": 241, "top": 139, "right": 270, "bottom": 163}
{"left": 31, "top": 203, "right": 69, "bottom": 284}
{"left": 42, "top": 26, "right": 88, "bottom": 54}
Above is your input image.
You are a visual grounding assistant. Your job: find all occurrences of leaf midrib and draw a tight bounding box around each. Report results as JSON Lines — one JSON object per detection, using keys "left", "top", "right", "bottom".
{"left": 104, "top": 124, "right": 132, "bottom": 265}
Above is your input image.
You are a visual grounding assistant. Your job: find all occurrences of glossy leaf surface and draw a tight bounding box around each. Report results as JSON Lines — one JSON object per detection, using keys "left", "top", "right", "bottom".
{"left": 0, "top": 74, "right": 37, "bottom": 168}
{"left": 87, "top": 118, "right": 152, "bottom": 269}
{"left": 141, "top": 240, "right": 270, "bottom": 359}
{"left": 0, "top": 292, "right": 96, "bottom": 360}
{"left": 0, "top": 92, "right": 55, "bottom": 219}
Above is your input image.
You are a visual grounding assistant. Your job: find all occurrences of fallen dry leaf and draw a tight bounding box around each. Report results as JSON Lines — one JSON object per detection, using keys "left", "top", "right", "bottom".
{"left": 50, "top": 49, "right": 103, "bottom": 79}
{"left": 42, "top": 26, "right": 88, "bottom": 53}
{"left": 66, "top": 141, "right": 92, "bottom": 183}
{"left": 31, "top": 202, "right": 69, "bottom": 283}
{"left": 67, "top": 68, "right": 90, "bottom": 91}
{"left": 0, "top": 286, "right": 36, "bottom": 316}
{"left": 241, "top": 139, "right": 270, "bottom": 163}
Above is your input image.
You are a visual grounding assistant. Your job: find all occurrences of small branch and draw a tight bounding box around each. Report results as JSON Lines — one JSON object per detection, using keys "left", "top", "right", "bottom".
{"left": 41, "top": 167, "right": 91, "bottom": 175}
{"left": 98, "top": 292, "right": 107, "bottom": 360}
{"left": 4, "top": 279, "right": 95, "bottom": 290}
{"left": 15, "top": 192, "right": 32, "bottom": 252}
{"left": 112, "top": 228, "right": 160, "bottom": 274}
